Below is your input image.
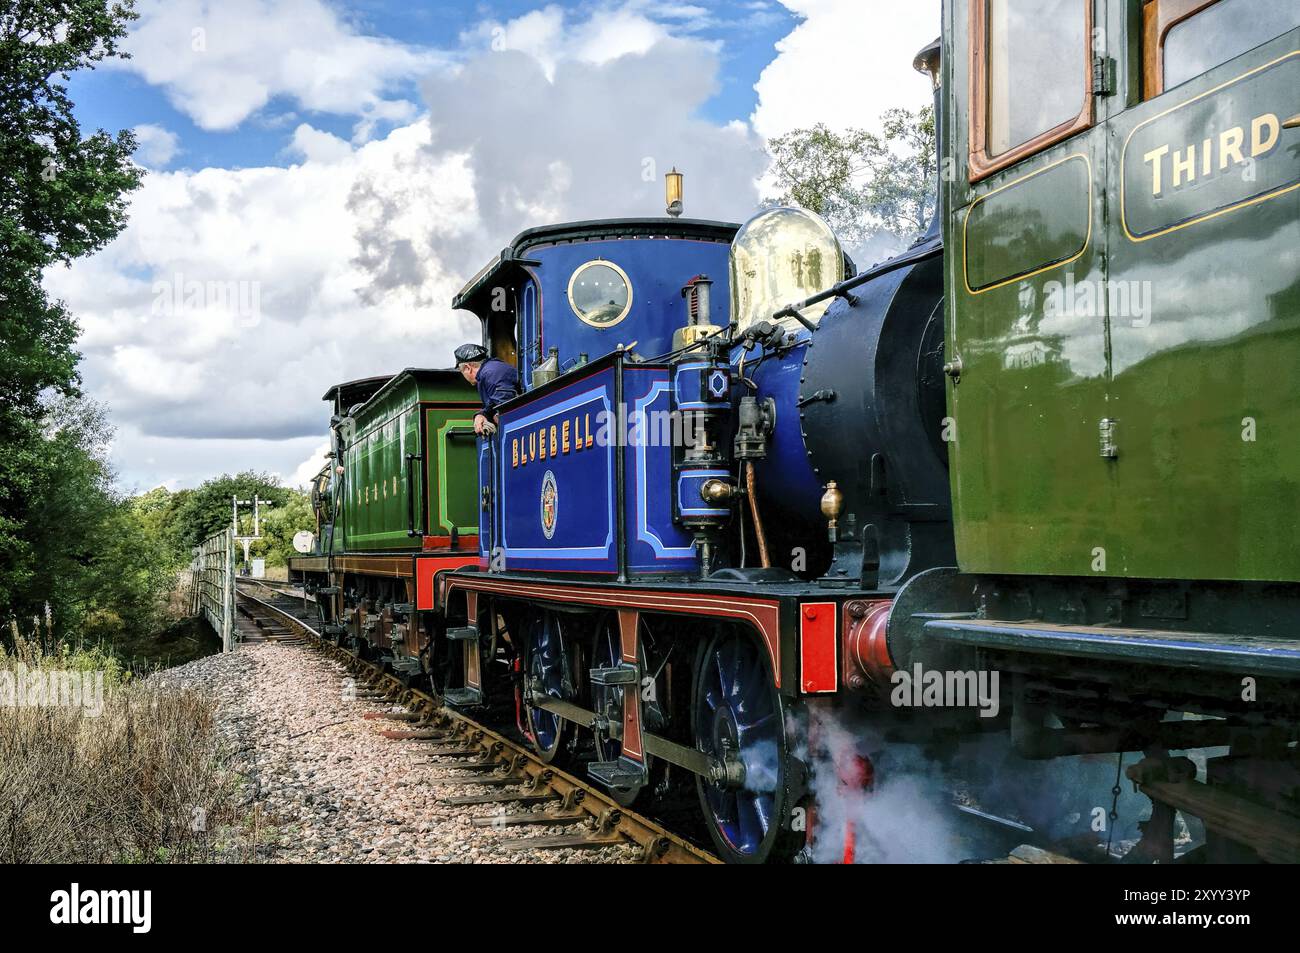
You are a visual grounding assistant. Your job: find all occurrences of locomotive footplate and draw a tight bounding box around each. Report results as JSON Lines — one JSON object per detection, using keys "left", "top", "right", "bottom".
{"left": 922, "top": 616, "right": 1300, "bottom": 679}
{"left": 440, "top": 570, "right": 895, "bottom": 783}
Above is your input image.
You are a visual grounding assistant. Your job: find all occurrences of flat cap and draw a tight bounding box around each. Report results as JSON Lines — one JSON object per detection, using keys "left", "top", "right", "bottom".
{"left": 454, "top": 343, "right": 489, "bottom": 365}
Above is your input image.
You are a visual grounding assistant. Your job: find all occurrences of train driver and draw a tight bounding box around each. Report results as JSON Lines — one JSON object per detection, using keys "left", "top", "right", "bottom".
{"left": 454, "top": 343, "right": 521, "bottom": 437}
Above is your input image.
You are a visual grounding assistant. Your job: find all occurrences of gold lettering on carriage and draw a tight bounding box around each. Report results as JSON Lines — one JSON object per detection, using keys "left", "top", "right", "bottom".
{"left": 1142, "top": 112, "right": 1281, "bottom": 197}
{"left": 513, "top": 412, "right": 595, "bottom": 468}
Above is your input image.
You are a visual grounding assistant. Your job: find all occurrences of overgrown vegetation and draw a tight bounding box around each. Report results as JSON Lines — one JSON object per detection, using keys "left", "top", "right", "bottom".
{"left": 0, "top": 636, "right": 238, "bottom": 863}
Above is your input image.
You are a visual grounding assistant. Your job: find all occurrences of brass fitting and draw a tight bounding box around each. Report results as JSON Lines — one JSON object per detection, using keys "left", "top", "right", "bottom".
{"left": 700, "top": 479, "right": 736, "bottom": 505}
{"left": 820, "top": 481, "right": 843, "bottom": 530}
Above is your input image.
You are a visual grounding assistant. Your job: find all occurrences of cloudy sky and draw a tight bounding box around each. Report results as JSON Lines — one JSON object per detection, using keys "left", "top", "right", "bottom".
{"left": 46, "top": 0, "right": 940, "bottom": 493}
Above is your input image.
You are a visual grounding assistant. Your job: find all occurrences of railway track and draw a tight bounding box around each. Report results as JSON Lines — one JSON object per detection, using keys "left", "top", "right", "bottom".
{"left": 234, "top": 581, "right": 719, "bottom": 864}
{"left": 243, "top": 576, "right": 302, "bottom": 592}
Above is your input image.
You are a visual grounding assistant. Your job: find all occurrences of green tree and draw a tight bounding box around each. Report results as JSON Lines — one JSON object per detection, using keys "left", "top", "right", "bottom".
{"left": 14, "top": 395, "right": 175, "bottom": 644}
{"left": 174, "top": 472, "right": 293, "bottom": 552}
{"left": 764, "top": 106, "right": 936, "bottom": 248}
{"left": 0, "top": 0, "right": 144, "bottom": 618}
{"left": 130, "top": 485, "right": 192, "bottom": 565}
{"left": 254, "top": 491, "right": 314, "bottom": 567}
{"left": 15, "top": 394, "right": 116, "bottom": 642}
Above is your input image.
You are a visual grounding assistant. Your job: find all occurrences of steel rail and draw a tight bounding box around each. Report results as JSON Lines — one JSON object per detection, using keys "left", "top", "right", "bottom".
{"left": 234, "top": 583, "right": 719, "bottom": 864}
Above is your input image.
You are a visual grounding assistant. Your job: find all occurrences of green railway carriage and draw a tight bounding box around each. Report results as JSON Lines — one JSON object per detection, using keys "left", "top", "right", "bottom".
{"left": 895, "top": 0, "right": 1300, "bottom": 862}
{"left": 332, "top": 369, "right": 480, "bottom": 551}
{"left": 288, "top": 368, "right": 482, "bottom": 682}
{"left": 942, "top": 0, "right": 1300, "bottom": 582}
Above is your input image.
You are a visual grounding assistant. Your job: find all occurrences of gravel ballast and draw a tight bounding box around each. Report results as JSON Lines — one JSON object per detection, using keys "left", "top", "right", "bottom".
{"left": 156, "top": 642, "right": 633, "bottom": 864}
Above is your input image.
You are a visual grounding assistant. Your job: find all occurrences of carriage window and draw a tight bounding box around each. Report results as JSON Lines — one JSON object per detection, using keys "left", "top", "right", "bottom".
{"left": 1158, "top": 0, "right": 1299, "bottom": 93}
{"left": 987, "top": 0, "right": 1089, "bottom": 155}
{"left": 972, "top": 0, "right": 1093, "bottom": 179}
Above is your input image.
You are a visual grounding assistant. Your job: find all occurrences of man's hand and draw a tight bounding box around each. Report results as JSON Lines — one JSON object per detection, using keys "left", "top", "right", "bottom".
{"left": 474, "top": 414, "right": 497, "bottom": 437}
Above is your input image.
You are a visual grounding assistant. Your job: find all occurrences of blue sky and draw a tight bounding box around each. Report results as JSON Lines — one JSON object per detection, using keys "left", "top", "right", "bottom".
{"left": 45, "top": 0, "right": 940, "bottom": 492}
{"left": 69, "top": 0, "right": 797, "bottom": 171}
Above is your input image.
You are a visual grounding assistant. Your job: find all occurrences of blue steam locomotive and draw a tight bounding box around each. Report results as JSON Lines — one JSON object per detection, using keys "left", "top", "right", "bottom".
{"left": 424, "top": 177, "right": 955, "bottom": 860}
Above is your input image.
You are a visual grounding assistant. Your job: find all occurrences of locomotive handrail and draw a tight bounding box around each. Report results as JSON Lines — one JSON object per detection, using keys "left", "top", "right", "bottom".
{"left": 773, "top": 233, "right": 943, "bottom": 326}
{"left": 405, "top": 452, "right": 423, "bottom": 537}
{"left": 440, "top": 427, "right": 476, "bottom": 538}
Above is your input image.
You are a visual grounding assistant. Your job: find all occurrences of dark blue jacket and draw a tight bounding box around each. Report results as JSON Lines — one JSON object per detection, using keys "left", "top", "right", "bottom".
{"left": 477, "top": 359, "right": 521, "bottom": 419}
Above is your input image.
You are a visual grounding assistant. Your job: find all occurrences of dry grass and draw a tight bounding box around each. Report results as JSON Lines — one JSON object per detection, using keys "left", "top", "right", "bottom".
{"left": 0, "top": 636, "right": 238, "bottom": 863}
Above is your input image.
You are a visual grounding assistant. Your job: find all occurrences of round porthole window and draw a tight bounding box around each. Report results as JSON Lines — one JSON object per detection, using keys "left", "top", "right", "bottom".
{"left": 568, "top": 260, "right": 633, "bottom": 328}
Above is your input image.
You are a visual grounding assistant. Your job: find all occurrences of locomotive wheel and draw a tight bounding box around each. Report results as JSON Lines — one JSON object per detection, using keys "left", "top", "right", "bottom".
{"left": 524, "top": 610, "right": 578, "bottom": 765}
{"left": 693, "top": 627, "right": 800, "bottom": 864}
{"left": 590, "top": 616, "right": 650, "bottom": 806}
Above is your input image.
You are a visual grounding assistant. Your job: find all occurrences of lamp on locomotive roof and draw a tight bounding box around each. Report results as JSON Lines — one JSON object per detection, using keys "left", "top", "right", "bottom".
{"left": 665, "top": 167, "right": 684, "bottom": 218}
{"left": 912, "top": 36, "right": 941, "bottom": 90}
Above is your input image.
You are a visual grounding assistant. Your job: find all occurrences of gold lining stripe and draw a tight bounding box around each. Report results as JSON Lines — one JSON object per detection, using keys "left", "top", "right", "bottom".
{"left": 962, "top": 153, "right": 1093, "bottom": 296}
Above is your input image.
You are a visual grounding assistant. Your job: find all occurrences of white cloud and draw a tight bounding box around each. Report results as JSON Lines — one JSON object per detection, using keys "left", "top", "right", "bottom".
{"left": 752, "top": 0, "right": 941, "bottom": 139}
{"left": 115, "top": 0, "right": 441, "bottom": 132}
{"left": 46, "top": 118, "right": 480, "bottom": 484}
{"left": 132, "top": 123, "right": 181, "bottom": 167}
{"left": 398, "top": 6, "right": 765, "bottom": 283}
{"left": 330, "top": 5, "right": 768, "bottom": 323}
{"left": 106, "top": 426, "right": 326, "bottom": 496}
{"left": 462, "top": 3, "right": 683, "bottom": 82}
{"left": 288, "top": 123, "right": 353, "bottom": 164}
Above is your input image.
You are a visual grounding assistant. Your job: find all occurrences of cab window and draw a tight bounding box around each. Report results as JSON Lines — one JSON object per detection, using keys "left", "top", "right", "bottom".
{"left": 567, "top": 261, "right": 632, "bottom": 328}
{"left": 1144, "top": 0, "right": 1300, "bottom": 98}
{"left": 972, "top": 0, "right": 1094, "bottom": 181}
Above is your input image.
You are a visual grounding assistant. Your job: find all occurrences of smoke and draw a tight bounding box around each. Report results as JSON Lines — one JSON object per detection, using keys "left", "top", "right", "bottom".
{"left": 347, "top": 18, "right": 769, "bottom": 298}
{"left": 803, "top": 703, "right": 1159, "bottom": 864}
{"left": 804, "top": 705, "right": 963, "bottom": 864}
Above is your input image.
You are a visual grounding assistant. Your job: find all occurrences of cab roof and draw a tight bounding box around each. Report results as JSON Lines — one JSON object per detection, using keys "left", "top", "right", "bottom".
{"left": 452, "top": 217, "right": 739, "bottom": 316}
{"left": 323, "top": 368, "right": 466, "bottom": 411}
{"left": 321, "top": 374, "right": 391, "bottom": 406}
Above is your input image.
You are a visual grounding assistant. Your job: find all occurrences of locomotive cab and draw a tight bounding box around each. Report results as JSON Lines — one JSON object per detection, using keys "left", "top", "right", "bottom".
{"left": 453, "top": 218, "right": 739, "bottom": 391}
{"left": 455, "top": 218, "right": 743, "bottom": 577}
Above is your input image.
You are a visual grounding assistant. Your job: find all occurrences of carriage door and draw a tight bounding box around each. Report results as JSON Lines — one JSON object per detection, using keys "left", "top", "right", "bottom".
{"left": 1104, "top": 2, "right": 1300, "bottom": 583}
{"left": 948, "top": 0, "right": 1113, "bottom": 577}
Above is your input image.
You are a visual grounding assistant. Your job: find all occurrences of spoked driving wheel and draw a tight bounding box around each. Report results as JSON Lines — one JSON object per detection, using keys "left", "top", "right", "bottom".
{"left": 694, "top": 626, "right": 802, "bottom": 864}
{"left": 524, "top": 610, "right": 577, "bottom": 765}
